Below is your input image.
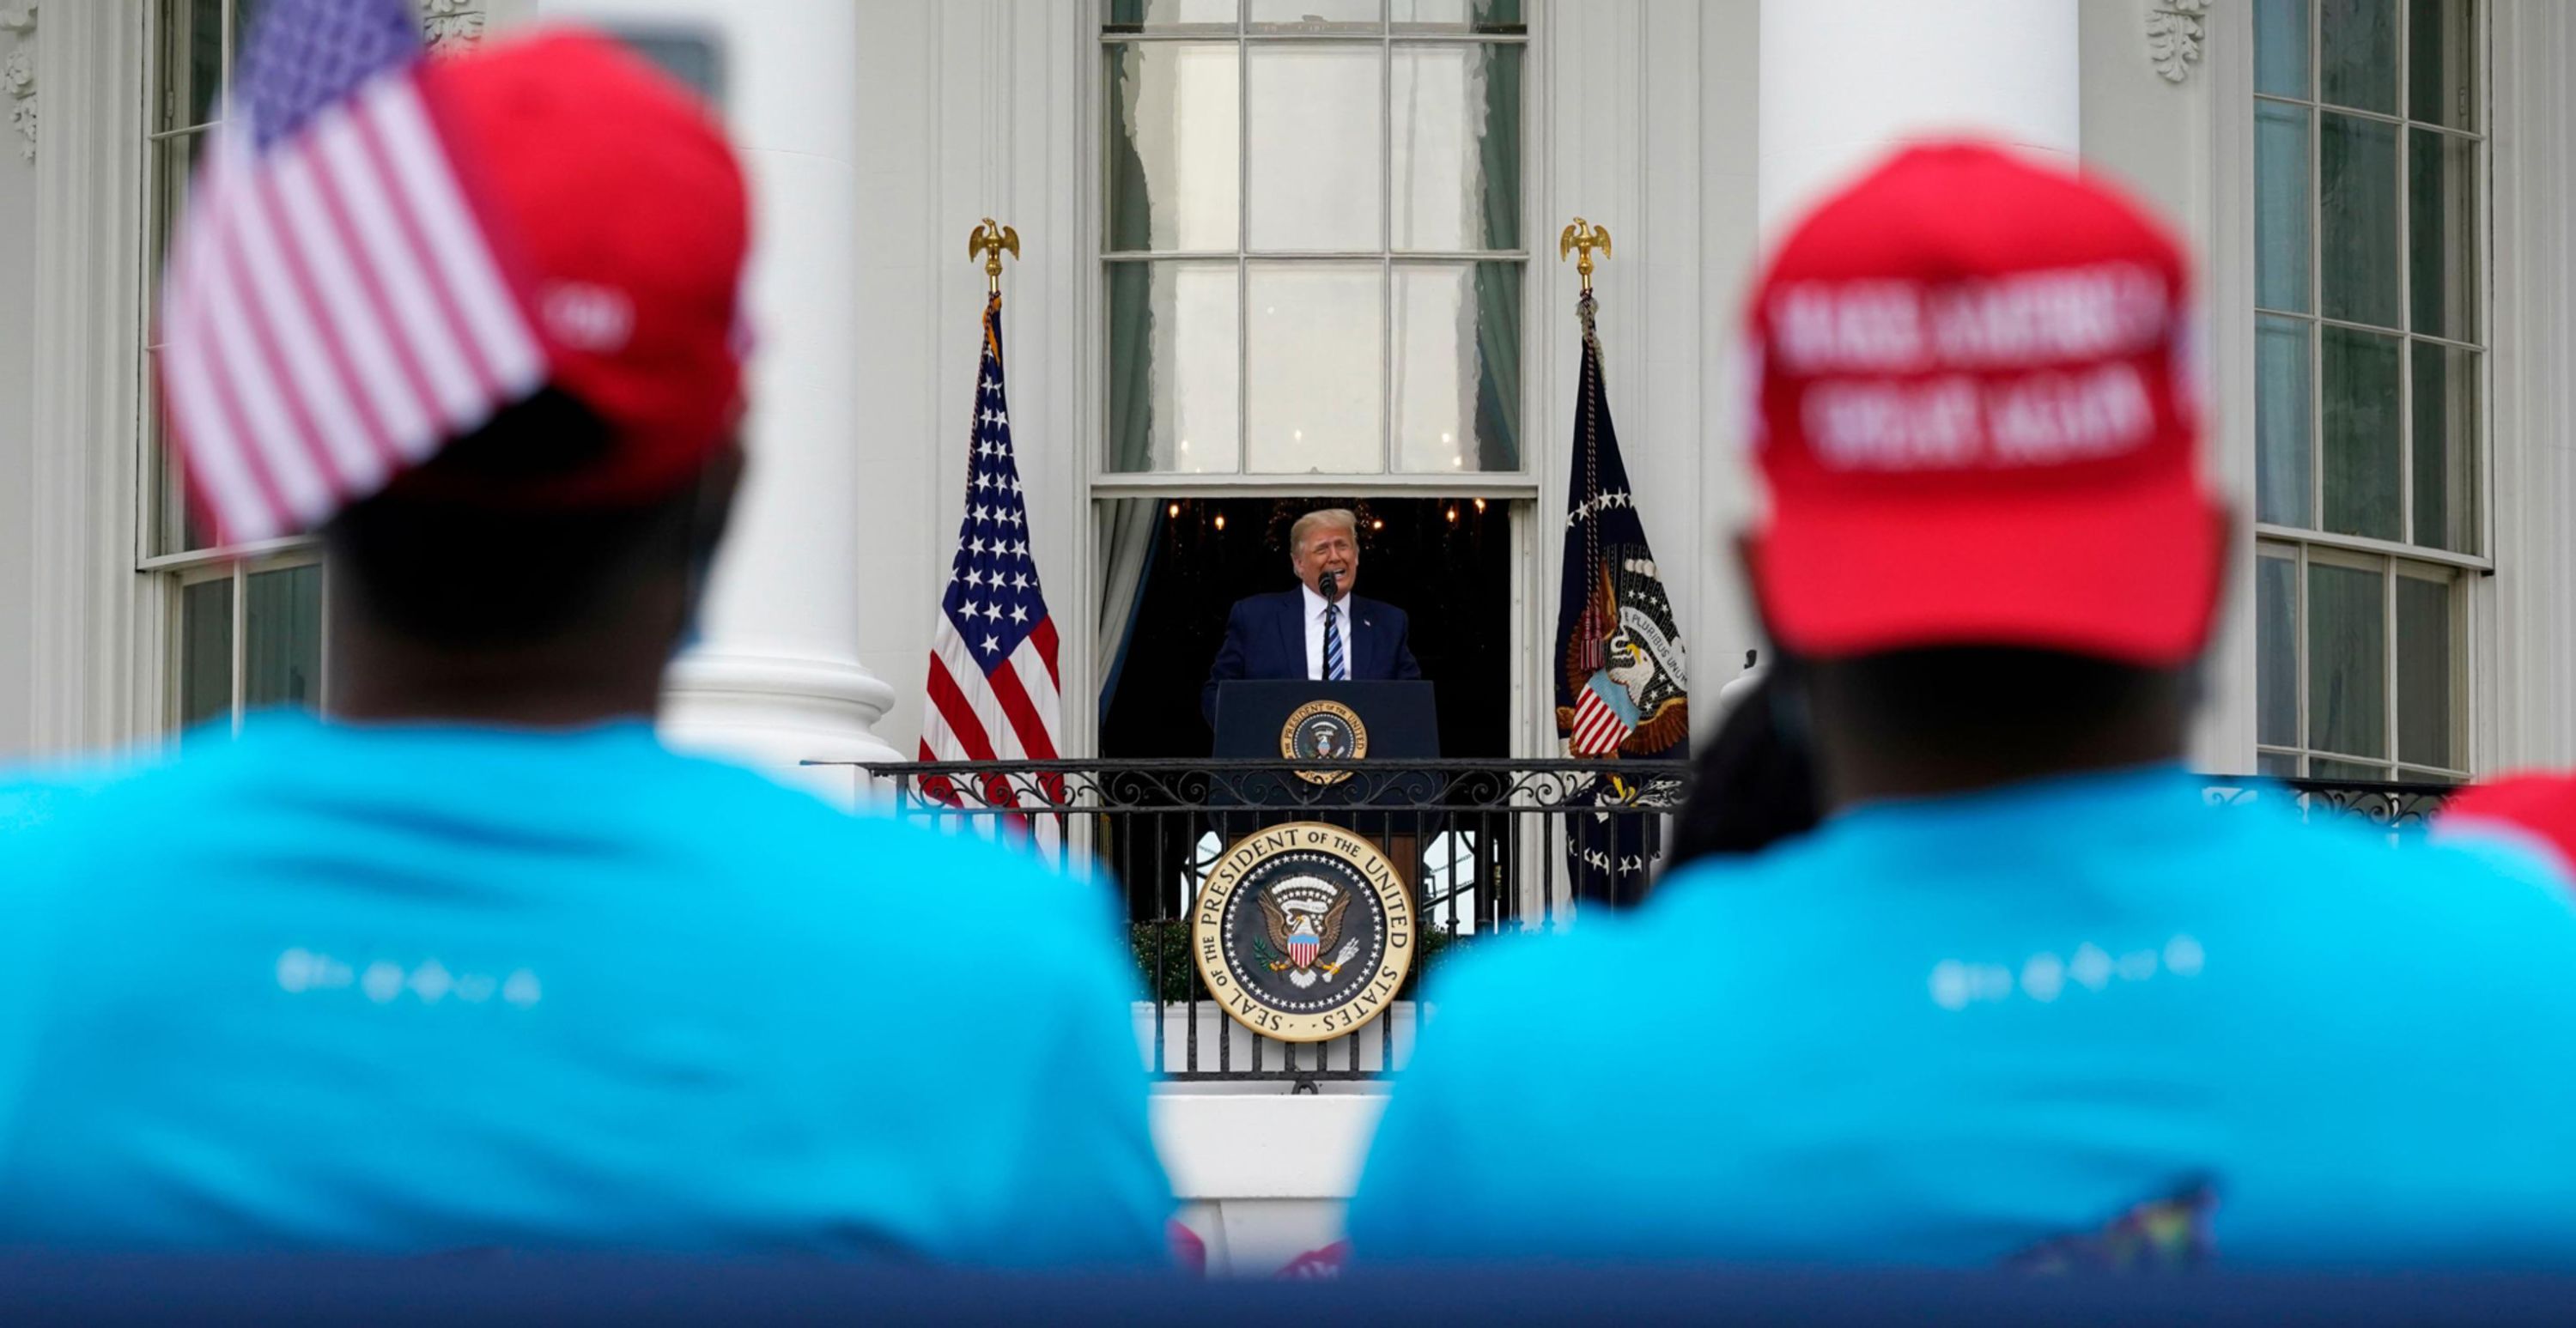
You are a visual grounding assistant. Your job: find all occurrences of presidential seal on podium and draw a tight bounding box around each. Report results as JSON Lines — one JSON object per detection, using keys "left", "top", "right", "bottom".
{"left": 1281, "top": 698, "right": 1368, "bottom": 785}
{"left": 1193, "top": 822, "right": 1414, "bottom": 1042}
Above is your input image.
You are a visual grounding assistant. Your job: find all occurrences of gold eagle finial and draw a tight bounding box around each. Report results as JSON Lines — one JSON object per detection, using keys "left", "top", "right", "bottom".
{"left": 968, "top": 219, "right": 1021, "bottom": 294}
{"left": 1558, "top": 217, "right": 1612, "bottom": 292}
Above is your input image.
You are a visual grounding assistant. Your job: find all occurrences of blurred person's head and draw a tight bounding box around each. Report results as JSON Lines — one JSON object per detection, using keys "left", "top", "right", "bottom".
{"left": 159, "top": 25, "right": 752, "bottom": 725}
{"left": 1736, "top": 143, "right": 2225, "bottom": 813}
{"left": 1664, "top": 666, "right": 1820, "bottom": 875}
{"left": 322, "top": 391, "right": 741, "bottom": 724}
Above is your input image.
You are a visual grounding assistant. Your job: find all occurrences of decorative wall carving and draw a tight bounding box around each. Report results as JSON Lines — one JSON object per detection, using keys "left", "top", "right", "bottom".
{"left": 421, "top": 0, "right": 485, "bottom": 56}
{"left": 2147, "top": 0, "right": 2209, "bottom": 84}
{"left": 2, "top": 3, "right": 33, "bottom": 161}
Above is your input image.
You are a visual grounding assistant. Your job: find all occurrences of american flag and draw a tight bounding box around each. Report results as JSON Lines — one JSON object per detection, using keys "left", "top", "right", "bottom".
{"left": 161, "top": 0, "right": 544, "bottom": 545}
{"left": 919, "top": 294, "right": 1064, "bottom": 852}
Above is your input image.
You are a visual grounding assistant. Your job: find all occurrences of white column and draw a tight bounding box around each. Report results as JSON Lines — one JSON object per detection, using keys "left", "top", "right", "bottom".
{"left": 531, "top": 0, "right": 902, "bottom": 796}
{"left": 1758, "top": 0, "right": 2081, "bottom": 237}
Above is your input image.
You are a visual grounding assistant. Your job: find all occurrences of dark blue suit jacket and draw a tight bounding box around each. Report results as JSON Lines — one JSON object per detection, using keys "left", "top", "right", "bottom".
{"left": 1201, "top": 588, "right": 1422, "bottom": 726}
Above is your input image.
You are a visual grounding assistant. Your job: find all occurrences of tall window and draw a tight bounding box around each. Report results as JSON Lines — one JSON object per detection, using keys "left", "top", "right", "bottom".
{"left": 2252, "top": 0, "right": 2481, "bottom": 782}
{"left": 1101, "top": 1, "right": 1528, "bottom": 476}
{"left": 143, "top": 0, "right": 327, "bottom": 740}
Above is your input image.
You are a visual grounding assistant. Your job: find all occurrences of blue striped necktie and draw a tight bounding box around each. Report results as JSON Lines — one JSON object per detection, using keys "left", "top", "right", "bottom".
{"left": 1323, "top": 602, "right": 1346, "bottom": 681}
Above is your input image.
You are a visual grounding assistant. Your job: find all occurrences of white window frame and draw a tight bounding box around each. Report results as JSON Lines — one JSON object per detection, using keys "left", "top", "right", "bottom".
{"left": 1095, "top": 3, "right": 1534, "bottom": 485}
{"left": 2248, "top": 0, "right": 2489, "bottom": 783}
{"left": 136, "top": 0, "right": 329, "bottom": 739}
{"left": 1082, "top": 1, "right": 1549, "bottom": 761}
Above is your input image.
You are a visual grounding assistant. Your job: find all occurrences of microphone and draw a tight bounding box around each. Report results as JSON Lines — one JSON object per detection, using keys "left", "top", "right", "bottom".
{"left": 1319, "top": 569, "right": 1340, "bottom": 602}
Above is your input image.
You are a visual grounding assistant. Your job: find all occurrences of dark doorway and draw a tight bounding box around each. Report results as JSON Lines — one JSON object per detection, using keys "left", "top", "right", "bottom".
{"left": 1099, "top": 496, "right": 1512, "bottom": 760}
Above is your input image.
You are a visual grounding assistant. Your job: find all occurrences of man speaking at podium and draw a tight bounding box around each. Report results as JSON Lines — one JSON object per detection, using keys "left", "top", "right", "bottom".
{"left": 1201, "top": 507, "right": 1422, "bottom": 727}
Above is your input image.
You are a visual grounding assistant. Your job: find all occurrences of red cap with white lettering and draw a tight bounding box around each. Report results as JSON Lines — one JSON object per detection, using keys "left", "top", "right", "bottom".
{"left": 1742, "top": 141, "right": 2221, "bottom": 665}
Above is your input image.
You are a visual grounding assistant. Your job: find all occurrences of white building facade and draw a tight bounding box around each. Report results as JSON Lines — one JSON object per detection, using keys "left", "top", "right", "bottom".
{"left": 1, "top": 0, "right": 2571, "bottom": 1271}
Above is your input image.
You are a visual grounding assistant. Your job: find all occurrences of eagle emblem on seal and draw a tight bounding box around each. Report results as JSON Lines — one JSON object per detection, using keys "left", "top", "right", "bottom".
{"left": 1256, "top": 876, "right": 1360, "bottom": 989}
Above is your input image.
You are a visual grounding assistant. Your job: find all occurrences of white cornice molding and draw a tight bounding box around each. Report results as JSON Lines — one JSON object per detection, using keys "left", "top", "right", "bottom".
{"left": 422, "top": 0, "right": 486, "bottom": 55}
{"left": 2, "top": 3, "right": 34, "bottom": 161}
{"left": 2147, "top": 0, "right": 2209, "bottom": 84}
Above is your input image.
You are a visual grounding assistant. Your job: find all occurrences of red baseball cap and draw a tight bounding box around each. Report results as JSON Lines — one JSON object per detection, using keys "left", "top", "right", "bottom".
{"left": 161, "top": 16, "right": 750, "bottom": 543}
{"left": 1742, "top": 142, "right": 2222, "bottom": 665}
{"left": 2434, "top": 773, "right": 2576, "bottom": 882}
{"left": 422, "top": 30, "right": 753, "bottom": 505}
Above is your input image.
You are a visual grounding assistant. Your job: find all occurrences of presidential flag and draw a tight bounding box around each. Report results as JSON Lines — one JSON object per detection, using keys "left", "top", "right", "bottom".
{"left": 160, "top": 0, "right": 546, "bottom": 545}
{"left": 919, "top": 294, "right": 1066, "bottom": 852}
{"left": 1553, "top": 289, "right": 1689, "bottom": 761}
{"left": 1552, "top": 289, "right": 1688, "bottom": 906}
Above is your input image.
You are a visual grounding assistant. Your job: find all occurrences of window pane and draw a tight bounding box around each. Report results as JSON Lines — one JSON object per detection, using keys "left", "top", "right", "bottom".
{"left": 1391, "top": 0, "right": 1525, "bottom": 33}
{"left": 2254, "top": 103, "right": 2311, "bottom": 313}
{"left": 1106, "top": 261, "right": 1240, "bottom": 472}
{"left": 1245, "top": 46, "right": 1383, "bottom": 251}
{"left": 1104, "top": 43, "right": 1240, "bottom": 252}
{"left": 179, "top": 577, "right": 233, "bottom": 739}
{"left": 2319, "top": 112, "right": 2399, "bottom": 328}
{"left": 2307, "top": 560, "right": 2386, "bottom": 761}
{"left": 2409, "top": 127, "right": 2478, "bottom": 341}
{"left": 159, "top": 0, "right": 226, "bottom": 131}
{"left": 2395, "top": 572, "right": 2453, "bottom": 770}
{"left": 1248, "top": 0, "right": 1380, "bottom": 33}
{"left": 2255, "top": 0, "right": 2310, "bottom": 97}
{"left": 2257, "top": 551, "right": 2300, "bottom": 749}
{"left": 2409, "top": 0, "right": 2477, "bottom": 130}
{"left": 2258, "top": 751, "right": 2303, "bottom": 779}
{"left": 2410, "top": 343, "right": 2479, "bottom": 554}
{"left": 2320, "top": 0, "right": 2397, "bottom": 114}
{"left": 1103, "top": 0, "right": 1237, "bottom": 32}
{"left": 1244, "top": 262, "right": 1384, "bottom": 472}
{"left": 1394, "top": 263, "right": 1521, "bottom": 472}
{"left": 2256, "top": 316, "right": 2312, "bottom": 526}
{"left": 2322, "top": 325, "right": 2402, "bottom": 540}
{"left": 2312, "top": 757, "right": 2392, "bottom": 782}
{"left": 1390, "top": 44, "right": 1522, "bottom": 253}
{"left": 244, "top": 564, "right": 321, "bottom": 711}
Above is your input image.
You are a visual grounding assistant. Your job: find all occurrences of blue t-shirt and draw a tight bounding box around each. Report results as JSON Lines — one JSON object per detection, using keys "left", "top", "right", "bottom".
{"left": 1352, "top": 766, "right": 2576, "bottom": 1267}
{"left": 0, "top": 713, "right": 1170, "bottom": 1264}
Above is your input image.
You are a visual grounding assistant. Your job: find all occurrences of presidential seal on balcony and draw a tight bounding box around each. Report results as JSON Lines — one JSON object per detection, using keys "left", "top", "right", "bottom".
{"left": 1282, "top": 699, "right": 1367, "bottom": 785}
{"left": 1194, "top": 821, "right": 1414, "bottom": 1042}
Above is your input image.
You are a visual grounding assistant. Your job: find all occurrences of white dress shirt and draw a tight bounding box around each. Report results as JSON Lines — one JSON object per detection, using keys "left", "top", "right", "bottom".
{"left": 1301, "top": 583, "right": 1352, "bottom": 682}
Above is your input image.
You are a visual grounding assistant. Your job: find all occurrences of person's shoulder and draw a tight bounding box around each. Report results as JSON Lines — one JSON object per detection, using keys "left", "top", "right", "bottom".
{"left": 1224, "top": 588, "right": 1292, "bottom": 622}
{"left": 0, "top": 735, "right": 236, "bottom": 846}
{"left": 0, "top": 738, "right": 251, "bottom": 901}
{"left": 2233, "top": 802, "right": 2568, "bottom": 907}
{"left": 683, "top": 763, "right": 1116, "bottom": 932}
{"left": 1409, "top": 891, "right": 1722, "bottom": 1066}
{"left": 2216, "top": 803, "right": 2576, "bottom": 974}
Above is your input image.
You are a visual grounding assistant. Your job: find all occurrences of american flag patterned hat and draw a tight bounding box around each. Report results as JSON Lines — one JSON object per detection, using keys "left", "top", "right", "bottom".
{"left": 159, "top": 0, "right": 752, "bottom": 543}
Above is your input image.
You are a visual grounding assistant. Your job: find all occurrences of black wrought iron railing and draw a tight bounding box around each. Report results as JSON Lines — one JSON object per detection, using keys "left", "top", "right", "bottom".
{"left": 2201, "top": 775, "right": 2457, "bottom": 830}
{"left": 834, "top": 757, "right": 1686, "bottom": 1086}
{"left": 825, "top": 758, "right": 2456, "bottom": 1087}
